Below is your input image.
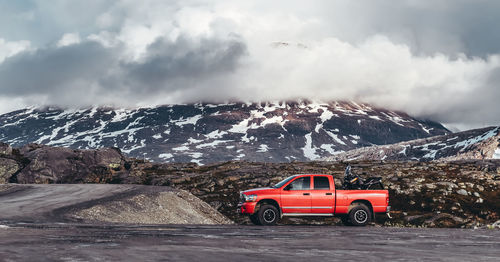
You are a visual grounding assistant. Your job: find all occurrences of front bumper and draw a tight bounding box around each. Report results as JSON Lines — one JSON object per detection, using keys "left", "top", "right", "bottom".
{"left": 386, "top": 205, "right": 392, "bottom": 218}
{"left": 237, "top": 202, "right": 257, "bottom": 215}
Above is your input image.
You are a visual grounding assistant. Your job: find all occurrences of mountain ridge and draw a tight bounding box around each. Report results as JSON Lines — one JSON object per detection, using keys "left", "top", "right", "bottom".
{"left": 0, "top": 101, "right": 448, "bottom": 164}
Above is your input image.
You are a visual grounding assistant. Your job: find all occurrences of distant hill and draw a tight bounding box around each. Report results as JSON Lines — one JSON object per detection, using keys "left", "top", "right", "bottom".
{"left": 323, "top": 126, "right": 500, "bottom": 161}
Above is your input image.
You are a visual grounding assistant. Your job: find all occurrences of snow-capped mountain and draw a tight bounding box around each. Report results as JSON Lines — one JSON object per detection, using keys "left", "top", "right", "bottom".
{"left": 0, "top": 101, "right": 448, "bottom": 164}
{"left": 323, "top": 126, "right": 500, "bottom": 162}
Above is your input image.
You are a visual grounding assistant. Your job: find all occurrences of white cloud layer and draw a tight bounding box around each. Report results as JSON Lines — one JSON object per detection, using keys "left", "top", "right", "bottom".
{"left": 57, "top": 33, "right": 81, "bottom": 47}
{"left": 1, "top": 0, "right": 500, "bottom": 130}
{"left": 0, "top": 38, "right": 31, "bottom": 63}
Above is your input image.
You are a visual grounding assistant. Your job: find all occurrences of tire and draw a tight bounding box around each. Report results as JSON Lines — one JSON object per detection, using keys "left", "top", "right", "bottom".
{"left": 249, "top": 214, "right": 261, "bottom": 225}
{"left": 348, "top": 203, "right": 372, "bottom": 226}
{"left": 340, "top": 215, "right": 351, "bottom": 226}
{"left": 257, "top": 205, "right": 279, "bottom": 226}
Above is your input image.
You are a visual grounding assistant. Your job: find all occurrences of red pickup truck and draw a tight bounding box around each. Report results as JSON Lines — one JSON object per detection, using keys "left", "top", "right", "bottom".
{"left": 238, "top": 174, "right": 390, "bottom": 226}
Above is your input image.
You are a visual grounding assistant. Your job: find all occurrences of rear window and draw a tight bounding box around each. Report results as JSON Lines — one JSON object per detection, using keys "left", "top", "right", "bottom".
{"left": 314, "top": 176, "right": 330, "bottom": 190}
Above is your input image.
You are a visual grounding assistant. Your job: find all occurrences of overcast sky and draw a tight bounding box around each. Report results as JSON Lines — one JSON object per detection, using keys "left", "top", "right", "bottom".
{"left": 1, "top": 0, "right": 500, "bottom": 130}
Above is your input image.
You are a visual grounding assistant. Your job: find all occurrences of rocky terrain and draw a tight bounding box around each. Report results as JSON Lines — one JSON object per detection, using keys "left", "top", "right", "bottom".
{"left": 0, "top": 184, "right": 231, "bottom": 225}
{"left": 324, "top": 126, "right": 500, "bottom": 162}
{"left": 1, "top": 142, "right": 499, "bottom": 228}
{"left": 0, "top": 101, "right": 448, "bottom": 164}
{"left": 129, "top": 160, "right": 500, "bottom": 229}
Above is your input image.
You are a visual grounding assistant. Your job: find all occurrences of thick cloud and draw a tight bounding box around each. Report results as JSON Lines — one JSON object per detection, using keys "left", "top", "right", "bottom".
{"left": 308, "top": 0, "right": 500, "bottom": 57}
{"left": 1, "top": 0, "right": 500, "bottom": 130}
{"left": 124, "top": 36, "right": 246, "bottom": 95}
{"left": 0, "top": 35, "right": 246, "bottom": 107}
{"left": 0, "top": 42, "right": 118, "bottom": 106}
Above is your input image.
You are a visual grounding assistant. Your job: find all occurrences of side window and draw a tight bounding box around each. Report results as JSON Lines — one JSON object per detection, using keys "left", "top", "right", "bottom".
{"left": 286, "top": 177, "right": 311, "bottom": 190}
{"left": 314, "top": 176, "right": 330, "bottom": 190}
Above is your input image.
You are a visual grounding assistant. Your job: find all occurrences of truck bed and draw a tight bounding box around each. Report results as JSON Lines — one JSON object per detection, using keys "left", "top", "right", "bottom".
{"left": 334, "top": 189, "right": 389, "bottom": 214}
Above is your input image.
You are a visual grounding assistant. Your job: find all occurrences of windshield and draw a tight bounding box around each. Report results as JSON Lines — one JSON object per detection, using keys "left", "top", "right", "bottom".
{"left": 272, "top": 175, "right": 298, "bottom": 188}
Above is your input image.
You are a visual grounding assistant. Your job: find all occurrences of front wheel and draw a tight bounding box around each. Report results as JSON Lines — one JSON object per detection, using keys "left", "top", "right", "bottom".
{"left": 257, "top": 205, "right": 279, "bottom": 225}
{"left": 348, "top": 203, "right": 372, "bottom": 226}
{"left": 249, "top": 213, "right": 261, "bottom": 225}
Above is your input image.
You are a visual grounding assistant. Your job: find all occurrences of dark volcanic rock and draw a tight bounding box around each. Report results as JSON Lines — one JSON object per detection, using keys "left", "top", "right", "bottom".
{"left": 0, "top": 158, "right": 19, "bottom": 183}
{"left": 15, "top": 144, "right": 126, "bottom": 184}
{"left": 0, "top": 142, "right": 12, "bottom": 155}
{"left": 143, "top": 160, "right": 500, "bottom": 228}
{"left": 0, "top": 101, "right": 448, "bottom": 164}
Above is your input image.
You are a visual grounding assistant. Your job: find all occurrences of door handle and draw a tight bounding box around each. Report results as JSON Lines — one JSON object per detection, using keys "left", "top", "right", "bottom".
{"left": 325, "top": 193, "right": 332, "bottom": 195}
{"left": 303, "top": 193, "right": 310, "bottom": 196}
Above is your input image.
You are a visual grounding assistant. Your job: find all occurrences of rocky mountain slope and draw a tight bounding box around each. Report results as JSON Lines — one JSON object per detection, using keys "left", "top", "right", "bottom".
{"left": 0, "top": 101, "right": 448, "bottom": 164}
{"left": 323, "top": 126, "right": 500, "bottom": 162}
{"left": 1, "top": 142, "right": 499, "bottom": 228}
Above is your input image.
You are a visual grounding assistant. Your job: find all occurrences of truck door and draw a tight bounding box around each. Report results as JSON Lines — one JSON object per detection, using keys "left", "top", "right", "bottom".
{"left": 310, "top": 176, "right": 335, "bottom": 214}
{"left": 281, "top": 176, "right": 312, "bottom": 214}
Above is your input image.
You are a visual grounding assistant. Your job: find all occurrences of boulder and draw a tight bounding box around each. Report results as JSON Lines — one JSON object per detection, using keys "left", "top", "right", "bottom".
{"left": 0, "top": 158, "right": 19, "bottom": 183}
{"left": 0, "top": 143, "right": 12, "bottom": 155}
{"left": 94, "top": 148, "right": 124, "bottom": 169}
{"left": 15, "top": 145, "right": 126, "bottom": 184}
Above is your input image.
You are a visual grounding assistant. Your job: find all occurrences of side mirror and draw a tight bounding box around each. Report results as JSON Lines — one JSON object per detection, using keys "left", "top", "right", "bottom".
{"left": 284, "top": 184, "right": 292, "bottom": 191}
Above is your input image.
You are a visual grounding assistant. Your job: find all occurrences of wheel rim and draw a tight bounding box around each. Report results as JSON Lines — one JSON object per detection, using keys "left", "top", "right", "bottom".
{"left": 263, "top": 209, "right": 276, "bottom": 223}
{"left": 354, "top": 210, "right": 368, "bottom": 224}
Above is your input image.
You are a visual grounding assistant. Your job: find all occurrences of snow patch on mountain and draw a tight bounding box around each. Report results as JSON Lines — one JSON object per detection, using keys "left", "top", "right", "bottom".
{"left": 205, "top": 130, "right": 227, "bottom": 139}
{"left": 175, "top": 115, "right": 202, "bottom": 127}
{"left": 196, "top": 140, "right": 231, "bottom": 149}
{"left": 320, "top": 144, "right": 341, "bottom": 155}
{"left": 159, "top": 153, "right": 173, "bottom": 159}
{"left": 325, "top": 130, "right": 346, "bottom": 145}
{"left": 257, "top": 144, "right": 269, "bottom": 152}
{"left": 173, "top": 146, "right": 189, "bottom": 151}
{"left": 302, "top": 133, "right": 319, "bottom": 160}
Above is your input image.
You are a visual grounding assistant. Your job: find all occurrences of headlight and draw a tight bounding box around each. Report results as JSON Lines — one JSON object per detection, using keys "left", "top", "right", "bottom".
{"left": 244, "top": 194, "right": 257, "bottom": 202}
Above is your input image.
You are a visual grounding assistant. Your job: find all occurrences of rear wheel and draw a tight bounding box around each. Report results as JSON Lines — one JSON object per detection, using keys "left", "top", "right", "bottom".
{"left": 348, "top": 203, "right": 371, "bottom": 226}
{"left": 257, "top": 205, "right": 279, "bottom": 225}
{"left": 249, "top": 213, "right": 261, "bottom": 225}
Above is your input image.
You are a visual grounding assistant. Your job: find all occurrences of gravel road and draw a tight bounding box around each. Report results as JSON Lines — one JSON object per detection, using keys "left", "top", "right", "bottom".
{"left": 0, "top": 223, "right": 499, "bottom": 261}
{"left": 0, "top": 184, "right": 135, "bottom": 220}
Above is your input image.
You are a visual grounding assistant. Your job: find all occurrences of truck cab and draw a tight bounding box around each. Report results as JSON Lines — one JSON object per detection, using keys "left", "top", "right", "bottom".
{"left": 238, "top": 174, "right": 390, "bottom": 226}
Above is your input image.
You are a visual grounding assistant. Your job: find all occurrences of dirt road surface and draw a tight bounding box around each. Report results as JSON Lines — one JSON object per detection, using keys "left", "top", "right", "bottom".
{"left": 0, "top": 223, "right": 499, "bottom": 261}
